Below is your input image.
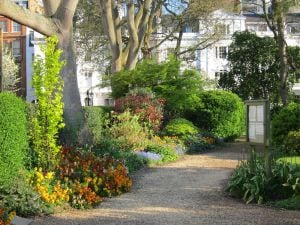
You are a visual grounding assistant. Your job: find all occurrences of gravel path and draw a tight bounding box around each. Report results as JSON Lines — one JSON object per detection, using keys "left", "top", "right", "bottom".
{"left": 31, "top": 143, "right": 300, "bottom": 225}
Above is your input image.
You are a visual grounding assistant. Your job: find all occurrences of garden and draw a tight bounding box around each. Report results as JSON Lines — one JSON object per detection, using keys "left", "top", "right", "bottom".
{"left": 1, "top": 35, "right": 299, "bottom": 224}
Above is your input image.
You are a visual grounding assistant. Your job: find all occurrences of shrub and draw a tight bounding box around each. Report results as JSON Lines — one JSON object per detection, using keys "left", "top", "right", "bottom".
{"left": 272, "top": 103, "right": 300, "bottom": 154}
{"left": 30, "top": 36, "right": 65, "bottom": 171}
{"left": 285, "top": 130, "right": 300, "bottom": 155}
{"left": 272, "top": 102, "right": 300, "bottom": 154}
{"left": 145, "top": 144, "right": 178, "bottom": 163}
{"left": 186, "top": 132, "right": 222, "bottom": 153}
{"left": 187, "top": 90, "right": 244, "bottom": 141}
{"left": 0, "top": 92, "right": 28, "bottom": 186}
{"left": 108, "top": 111, "right": 150, "bottom": 151}
{"left": 114, "top": 91, "right": 164, "bottom": 132}
{"left": 162, "top": 118, "right": 199, "bottom": 140}
{"left": 106, "top": 57, "right": 204, "bottom": 119}
{"left": 84, "top": 106, "right": 107, "bottom": 145}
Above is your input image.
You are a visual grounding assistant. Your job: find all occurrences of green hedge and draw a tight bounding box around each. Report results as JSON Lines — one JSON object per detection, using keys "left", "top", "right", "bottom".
{"left": 0, "top": 92, "right": 28, "bottom": 186}
{"left": 272, "top": 102, "right": 300, "bottom": 154}
{"left": 187, "top": 90, "right": 245, "bottom": 141}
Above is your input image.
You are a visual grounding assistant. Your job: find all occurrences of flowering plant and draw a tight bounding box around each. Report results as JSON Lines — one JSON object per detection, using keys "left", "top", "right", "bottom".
{"left": 0, "top": 208, "right": 15, "bottom": 225}
{"left": 30, "top": 168, "right": 69, "bottom": 205}
{"left": 56, "top": 147, "right": 132, "bottom": 208}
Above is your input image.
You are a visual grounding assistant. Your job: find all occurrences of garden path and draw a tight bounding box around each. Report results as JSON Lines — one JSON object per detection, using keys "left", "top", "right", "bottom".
{"left": 31, "top": 143, "right": 300, "bottom": 225}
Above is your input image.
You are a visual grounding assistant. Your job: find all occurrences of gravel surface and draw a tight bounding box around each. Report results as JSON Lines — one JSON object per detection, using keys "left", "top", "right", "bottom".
{"left": 31, "top": 143, "right": 300, "bottom": 225}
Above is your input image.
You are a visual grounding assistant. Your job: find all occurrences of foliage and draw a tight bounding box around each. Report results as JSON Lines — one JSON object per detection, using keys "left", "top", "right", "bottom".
{"left": 271, "top": 102, "right": 300, "bottom": 153}
{"left": 162, "top": 118, "right": 199, "bottom": 140}
{"left": 57, "top": 147, "right": 132, "bottom": 208}
{"left": 277, "top": 157, "right": 300, "bottom": 166}
{"left": 285, "top": 130, "right": 300, "bottom": 155}
{"left": 274, "top": 195, "right": 300, "bottom": 210}
{"left": 108, "top": 111, "right": 150, "bottom": 151}
{"left": 145, "top": 144, "right": 178, "bottom": 163}
{"left": 187, "top": 90, "right": 244, "bottom": 141}
{"left": 0, "top": 172, "right": 52, "bottom": 217}
{"left": 219, "top": 31, "right": 280, "bottom": 105}
{"left": 107, "top": 57, "right": 204, "bottom": 118}
{"left": 0, "top": 92, "right": 27, "bottom": 186}
{"left": 2, "top": 47, "right": 20, "bottom": 92}
{"left": 30, "top": 36, "right": 65, "bottom": 171}
{"left": 226, "top": 158, "right": 271, "bottom": 204}
{"left": 0, "top": 208, "right": 15, "bottom": 225}
{"left": 114, "top": 91, "right": 165, "bottom": 132}
{"left": 227, "top": 156, "right": 300, "bottom": 205}
{"left": 84, "top": 106, "right": 108, "bottom": 145}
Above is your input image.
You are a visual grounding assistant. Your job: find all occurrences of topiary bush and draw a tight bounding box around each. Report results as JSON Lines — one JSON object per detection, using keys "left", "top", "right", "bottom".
{"left": 162, "top": 118, "right": 199, "bottom": 140}
{"left": 0, "top": 92, "right": 28, "bottom": 186}
{"left": 272, "top": 102, "right": 300, "bottom": 154}
{"left": 186, "top": 90, "right": 245, "bottom": 141}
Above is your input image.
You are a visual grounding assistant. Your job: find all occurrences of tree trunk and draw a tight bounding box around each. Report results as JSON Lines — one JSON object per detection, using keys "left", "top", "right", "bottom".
{"left": 277, "top": 14, "right": 289, "bottom": 106}
{"left": 57, "top": 30, "right": 86, "bottom": 144}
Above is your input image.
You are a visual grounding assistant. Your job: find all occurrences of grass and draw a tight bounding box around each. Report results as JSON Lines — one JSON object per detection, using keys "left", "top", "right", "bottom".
{"left": 273, "top": 195, "right": 300, "bottom": 210}
{"left": 277, "top": 156, "right": 300, "bottom": 166}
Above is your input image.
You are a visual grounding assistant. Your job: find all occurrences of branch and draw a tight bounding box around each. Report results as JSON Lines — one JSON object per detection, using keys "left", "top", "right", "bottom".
{"left": 43, "top": 0, "right": 60, "bottom": 16}
{"left": 0, "top": 0, "right": 57, "bottom": 36}
{"left": 54, "top": 0, "right": 79, "bottom": 30}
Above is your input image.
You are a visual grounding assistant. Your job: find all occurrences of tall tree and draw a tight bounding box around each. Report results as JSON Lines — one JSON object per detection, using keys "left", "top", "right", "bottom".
{"left": 243, "top": 0, "right": 300, "bottom": 105}
{"left": 0, "top": 0, "right": 83, "bottom": 143}
{"left": 219, "top": 31, "right": 281, "bottom": 105}
{"left": 98, "top": 0, "right": 163, "bottom": 72}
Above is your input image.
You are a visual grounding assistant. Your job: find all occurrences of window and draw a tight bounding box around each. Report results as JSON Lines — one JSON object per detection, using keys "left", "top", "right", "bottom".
{"left": 12, "top": 21, "right": 21, "bottom": 32}
{"left": 289, "top": 25, "right": 300, "bottom": 34}
{"left": 12, "top": 40, "right": 21, "bottom": 57}
{"left": 216, "top": 46, "right": 228, "bottom": 59}
{"left": 258, "top": 24, "right": 268, "bottom": 32}
{"left": 215, "top": 24, "right": 231, "bottom": 35}
{"left": 15, "top": 0, "right": 28, "bottom": 8}
{"left": 84, "top": 71, "right": 93, "bottom": 79}
{"left": 29, "top": 31, "right": 34, "bottom": 47}
{"left": 215, "top": 70, "right": 228, "bottom": 87}
{"left": 0, "top": 21, "right": 7, "bottom": 32}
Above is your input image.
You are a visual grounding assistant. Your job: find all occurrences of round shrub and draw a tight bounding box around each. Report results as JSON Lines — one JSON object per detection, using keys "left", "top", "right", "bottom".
{"left": 0, "top": 92, "right": 28, "bottom": 186}
{"left": 187, "top": 90, "right": 245, "bottom": 141}
{"left": 162, "top": 118, "right": 199, "bottom": 140}
{"left": 272, "top": 102, "right": 300, "bottom": 153}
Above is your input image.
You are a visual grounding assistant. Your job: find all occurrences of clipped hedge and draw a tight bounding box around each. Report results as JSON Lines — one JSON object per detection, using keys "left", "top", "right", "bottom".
{"left": 187, "top": 90, "right": 244, "bottom": 141}
{"left": 272, "top": 102, "right": 300, "bottom": 154}
{"left": 0, "top": 92, "right": 28, "bottom": 186}
{"left": 162, "top": 118, "right": 199, "bottom": 140}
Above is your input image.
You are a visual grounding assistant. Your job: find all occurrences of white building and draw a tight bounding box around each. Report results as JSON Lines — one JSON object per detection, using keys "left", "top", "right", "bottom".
{"left": 154, "top": 6, "right": 300, "bottom": 95}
